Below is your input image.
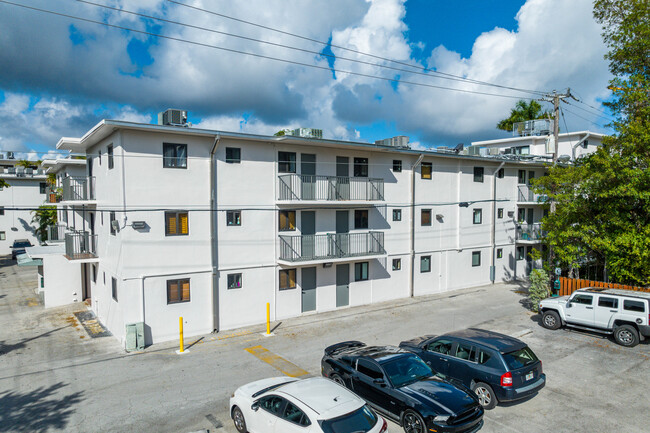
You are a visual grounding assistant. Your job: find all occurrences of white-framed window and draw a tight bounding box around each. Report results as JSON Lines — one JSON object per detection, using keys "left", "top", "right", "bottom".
{"left": 472, "top": 251, "right": 481, "bottom": 267}
{"left": 473, "top": 209, "right": 483, "bottom": 224}
{"left": 163, "top": 143, "right": 188, "bottom": 168}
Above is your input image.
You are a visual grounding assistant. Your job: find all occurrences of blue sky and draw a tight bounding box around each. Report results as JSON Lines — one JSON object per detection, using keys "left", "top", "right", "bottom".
{"left": 0, "top": 0, "right": 612, "bottom": 157}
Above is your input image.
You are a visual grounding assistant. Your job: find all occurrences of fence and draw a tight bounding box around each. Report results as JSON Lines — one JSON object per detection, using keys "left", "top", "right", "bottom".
{"left": 279, "top": 231, "right": 385, "bottom": 262}
{"left": 558, "top": 277, "right": 649, "bottom": 296}
{"left": 278, "top": 174, "right": 384, "bottom": 201}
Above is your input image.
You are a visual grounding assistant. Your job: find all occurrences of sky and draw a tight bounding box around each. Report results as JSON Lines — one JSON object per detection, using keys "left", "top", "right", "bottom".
{"left": 0, "top": 0, "right": 614, "bottom": 158}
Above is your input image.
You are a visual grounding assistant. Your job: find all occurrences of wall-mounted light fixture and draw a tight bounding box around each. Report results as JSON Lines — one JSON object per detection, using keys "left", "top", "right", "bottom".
{"left": 131, "top": 221, "right": 147, "bottom": 230}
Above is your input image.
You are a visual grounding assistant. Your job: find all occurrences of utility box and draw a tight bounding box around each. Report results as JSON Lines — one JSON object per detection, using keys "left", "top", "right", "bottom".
{"left": 125, "top": 322, "right": 145, "bottom": 351}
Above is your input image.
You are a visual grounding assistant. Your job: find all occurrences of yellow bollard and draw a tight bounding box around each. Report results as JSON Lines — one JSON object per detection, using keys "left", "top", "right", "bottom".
{"left": 179, "top": 316, "right": 184, "bottom": 353}
{"left": 266, "top": 303, "right": 271, "bottom": 335}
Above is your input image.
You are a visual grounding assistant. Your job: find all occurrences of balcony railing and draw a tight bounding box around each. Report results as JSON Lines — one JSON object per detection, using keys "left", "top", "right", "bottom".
{"left": 516, "top": 223, "right": 545, "bottom": 241}
{"left": 46, "top": 224, "right": 68, "bottom": 243}
{"left": 62, "top": 176, "right": 96, "bottom": 201}
{"left": 517, "top": 185, "right": 548, "bottom": 203}
{"left": 278, "top": 174, "right": 384, "bottom": 201}
{"left": 65, "top": 231, "right": 97, "bottom": 260}
{"left": 279, "top": 231, "right": 385, "bottom": 262}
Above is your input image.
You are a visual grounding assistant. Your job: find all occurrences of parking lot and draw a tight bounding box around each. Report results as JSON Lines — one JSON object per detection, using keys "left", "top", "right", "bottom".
{"left": 1, "top": 261, "right": 649, "bottom": 433}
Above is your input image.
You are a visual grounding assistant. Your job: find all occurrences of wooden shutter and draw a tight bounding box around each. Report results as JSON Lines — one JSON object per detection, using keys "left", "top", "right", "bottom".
{"left": 166, "top": 213, "right": 177, "bottom": 235}
{"left": 181, "top": 280, "right": 190, "bottom": 301}
{"left": 288, "top": 269, "right": 296, "bottom": 288}
{"left": 288, "top": 211, "right": 296, "bottom": 230}
{"left": 279, "top": 211, "right": 287, "bottom": 231}
{"left": 168, "top": 281, "right": 179, "bottom": 303}
{"left": 279, "top": 270, "right": 287, "bottom": 289}
{"left": 180, "top": 213, "right": 189, "bottom": 234}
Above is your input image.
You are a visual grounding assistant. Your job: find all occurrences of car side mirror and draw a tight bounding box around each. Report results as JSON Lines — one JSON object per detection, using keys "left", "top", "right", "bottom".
{"left": 373, "top": 378, "right": 387, "bottom": 387}
{"left": 566, "top": 301, "right": 572, "bottom": 307}
{"left": 251, "top": 402, "right": 259, "bottom": 412}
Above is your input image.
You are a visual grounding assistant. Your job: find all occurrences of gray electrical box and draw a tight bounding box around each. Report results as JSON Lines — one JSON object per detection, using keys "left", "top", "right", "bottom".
{"left": 125, "top": 322, "right": 145, "bottom": 351}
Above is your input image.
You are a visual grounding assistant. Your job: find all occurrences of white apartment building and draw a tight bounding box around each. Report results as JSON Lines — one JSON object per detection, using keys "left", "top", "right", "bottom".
{"left": 0, "top": 155, "right": 49, "bottom": 255}
{"left": 27, "top": 117, "right": 600, "bottom": 348}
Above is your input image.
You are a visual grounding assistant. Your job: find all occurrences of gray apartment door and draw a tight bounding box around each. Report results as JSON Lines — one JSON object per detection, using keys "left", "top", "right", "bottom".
{"left": 301, "top": 211, "right": 316, "bottom": 260}
{"left": 526, "top": 208, "right": 534, "bottom": 225}
{"left": 301, "top": 154, "right": 316, "bottom": 200}
{"left": 301, "top": 267, "right": 317, "bottom": 313}
{"left": 336, "top": 156, "right": 350, "bottom": 200}
{"left": 336, "top": 264, "right": 350, "bottom": 307}
{"left": 335, "top": 211, "right": 349, "bottom": 257}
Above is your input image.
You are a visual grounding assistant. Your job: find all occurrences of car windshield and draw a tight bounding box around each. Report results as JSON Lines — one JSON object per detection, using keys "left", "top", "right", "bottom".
{"left": 319, "top": 405, "right": 378, "bottom": 433}
{"left": 13, "top": 241, "right": 31, "bottom": 248}
{"left": 502, "top": 347, "right": 539, "bottom": 370}
{"left": 382, "top": 354, "right": 433, "bottom": 388}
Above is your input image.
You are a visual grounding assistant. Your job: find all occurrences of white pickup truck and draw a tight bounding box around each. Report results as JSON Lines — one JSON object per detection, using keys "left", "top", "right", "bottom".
{"left": 539, "top": 287, "right": 650, "bottom": 347}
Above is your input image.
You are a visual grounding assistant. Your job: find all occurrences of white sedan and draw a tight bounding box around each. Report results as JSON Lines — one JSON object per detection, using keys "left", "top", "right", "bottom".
{"left": 229, "top": 376, "right": 388, "bottom": 433}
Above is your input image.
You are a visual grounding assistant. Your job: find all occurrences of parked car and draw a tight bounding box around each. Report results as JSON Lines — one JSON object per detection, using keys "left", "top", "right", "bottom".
{"left": 229, "top": 376, "right": 388, "bottom": 433}
{"left": 539, "top": 287, "right": 650, "bottom": 347}
{"left": 399, "top": 329, "right": 545, "bottom": 410}
{"left": 11, "top": 239, "right": 32, "bottom": 260}
{"left": 321, "top": 341, "right": 484, "bottom": 433}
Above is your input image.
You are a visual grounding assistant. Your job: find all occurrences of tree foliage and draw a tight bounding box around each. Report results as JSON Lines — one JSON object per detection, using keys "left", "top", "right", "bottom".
{"left": 496, "top": 100, "right": 552, "bottom": 132}
{"left": 0, "top": 178, "right": 9, "bottom": 189}
{"left": 533, "top": 0, "right": 650, "bottom": 286}
{"left": 31, "top": 206, "right": 57, "bottom": 242}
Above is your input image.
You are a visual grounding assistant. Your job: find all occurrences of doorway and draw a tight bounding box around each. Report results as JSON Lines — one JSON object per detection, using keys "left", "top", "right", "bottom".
{"left": 336, "top": 264, "right": 349, "bottom": 307}
{"left": 301, "top": 267, "right": 317, "bottom": 313}
{"left": 301, "top": 154, "right": 316, "bottom": 200}
{"left": 301, "top": 211, "right": 315, "bottom": 260}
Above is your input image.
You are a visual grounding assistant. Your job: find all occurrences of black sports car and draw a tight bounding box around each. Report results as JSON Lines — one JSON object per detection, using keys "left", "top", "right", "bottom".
{"left": 321, "top": 341, "right": 484, "bottom": 433}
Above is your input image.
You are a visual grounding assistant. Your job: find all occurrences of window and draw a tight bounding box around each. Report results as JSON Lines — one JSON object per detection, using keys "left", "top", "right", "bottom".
{"left": 259, "top": 395, "right": 285, "bottom": 415}
{"left": 108, "top": 144, "right": 114, "bottom": 170}
{"left": 92, "top": 264, "right": 97, "bottom": 283}
{"left": 167, "top": 279, "right": 190, "bottom": 304}
{"left": 98, "top": 150, "right": 101, "bottom": 165}
{"left": 472, "top": 251, "right": 481, "bottom": 267}
{"left": 420, "top": 256, "right": 431, "bottom": 273}
{"left": 0, "top": 207, "right": 4, "bottom": 216}
{"left": 163, "top": 143, "right": 188, "bottom": 168}
{"left": 421, "top": 162, "right": 432, "bottom": 179}
{"left": 110, "top": 211, "right": 116, "bottom": 235}
{"left": 572, "top": 294, "right": 593, "bottom": 305}
{"left": 392, "top": 259, "right": 401, "bottom": 271}
{"left": 355, "top": 262, "right": 369, "bottom": 281}
{"left": 392, "top": 209, "right": 401, "bottom": 221}
{"left": 518, "top": 208, "right": 526, "bottom": 222}
{"left": 279, "top": 269, "right": 297, "bottom": 290}
{"left": 356, "top": 359, "right": 383, "bottom": 379}
{"left": 225, "top": 147, "right": 241, "bottom": 164}
{"left": 39, "top": 182, "right": 47, "bottom": 194}
{"left": 497, "top": 208, "right": 503, "bottom": 219}
{"left": 598, "top": 297, "right": 618, "bottom": 309}
{"left": 516, "top": 246, "right": 525, "bottom": 260}
{"left": 111, "top": 277, "right": 118, "bottom": 301}
{"left": 354, "top": 210, "right": 368, "bottom": 229}
{"left": 454, "top": 342, "right": 475, "bottom": 361}
{"left": 278, "top": 152, "right": 296, "bottom": 173}
{"left": 282, "top": 401, "right": 311, "bottom": 427}
{"left": 518, "top": 169, "right": 526, "bottom": 184}
{"left": 421, "top": 209, "right": 431, "bottom": 226}
{"left": 279, "top": 210, "right": 296, "bottom": 231}
{"left": 497, "top": 248, "right": 503, "bottom": 259}
{"left": 227, "top": 273, "right": 242, "bottom": 289}
{"left": 226, "top": 211, "right": 241, "bottom": 226}
{"left": 474, "top": 167, "right": 484, "bottom": 182}
{"left": 427, "top": 339, "right": 453, "bottom": 355}
{"left": 353, "top": 157, "right": 368, "bottom": 177}
{"left": 497, "top": 168, "right": 504, "bottom": 178}
{"left": 393, "top": 160, "right": 402, "bottom": 172}
{"left": 473, "top": 209, "right": 482, "bottom": 224}
{"left": 623, "top": 299, "right": 646, "bottom": 312}
{"left": 0, "top": 231, "right": 5, "bottom": 241}
{"left": 165, "top": 211, "right": 189, "bottom": 236}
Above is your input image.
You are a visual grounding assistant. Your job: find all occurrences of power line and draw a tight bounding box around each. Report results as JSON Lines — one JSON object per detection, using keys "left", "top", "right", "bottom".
{"left": 0, "top": 0, "right": 535, "bottom": 100}
{"left": 561, "top": 106, "right": 610, "bottom": 129}
{"left": 166, "top": 0, "right": 547, "bottom": 96}
{"left": 564, "top": 100, "right": 615, "bottom": 123}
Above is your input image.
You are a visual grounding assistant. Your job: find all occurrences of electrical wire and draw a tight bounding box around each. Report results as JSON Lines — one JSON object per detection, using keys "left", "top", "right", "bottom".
{"left": 561, "top": 106, "right": 611, "bottom": 130}
{"left": 564, "top": 100, "right": 615, "bottom": 122}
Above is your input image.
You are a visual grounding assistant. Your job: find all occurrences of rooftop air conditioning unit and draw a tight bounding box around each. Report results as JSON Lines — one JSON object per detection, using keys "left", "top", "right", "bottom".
{"left": 158, "top": 109, "right": 188, "bottom": 127}
{"left": 6, "top": 151, "right": 14, "bottom": 159}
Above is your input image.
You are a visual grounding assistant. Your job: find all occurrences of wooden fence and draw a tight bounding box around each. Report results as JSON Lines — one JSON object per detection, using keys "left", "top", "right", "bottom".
{"left": 558, "top": 277, "right": 650, "bottom": 296}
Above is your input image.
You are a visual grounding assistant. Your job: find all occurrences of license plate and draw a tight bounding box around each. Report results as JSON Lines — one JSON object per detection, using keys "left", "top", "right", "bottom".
{"left": 525, "top": 372, "right": 534, "bottom": 381}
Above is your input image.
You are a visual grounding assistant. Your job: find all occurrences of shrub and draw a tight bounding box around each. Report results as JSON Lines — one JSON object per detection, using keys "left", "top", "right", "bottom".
{"left": 528, "top": 268, "right": 550, "bottom": 312}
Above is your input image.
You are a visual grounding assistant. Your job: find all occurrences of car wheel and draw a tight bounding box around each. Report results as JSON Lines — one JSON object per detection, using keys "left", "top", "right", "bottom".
{"left": 402, "top": 409, "right": 426, "bottom": 433}
{"left": 329, "top": 373, "right": 346, "bottom": 386}
{"left": 541, "top": 310, "right": 561, "bottom": 330}
{"left": 471, "top": 382, "right": 497, "bottom": 410}
{"left": 232, "top": 406, "right": 247, "bottom": 433}
{"left": 614, "top": 325, "right": 639, "bottom": 348}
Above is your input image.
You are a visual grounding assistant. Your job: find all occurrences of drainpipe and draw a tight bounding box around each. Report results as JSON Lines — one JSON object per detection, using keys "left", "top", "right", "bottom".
{"left": 210, "top": 135, "right": 221, "bottom": 333}
{"left": 491, "top": 161, "right": 506, "bottom": 284}
{"left": 409, "top": 154, "right": 425, "bottom": 298}
{"left": 571, "top": 133, "right": 591, "bottom": 161}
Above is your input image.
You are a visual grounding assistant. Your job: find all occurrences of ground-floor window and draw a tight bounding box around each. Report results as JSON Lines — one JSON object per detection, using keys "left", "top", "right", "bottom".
{"left": 516, "top": 246, "right": 525, "bottom": 260}
{"left": 497, "top": 248, "right": 503, "bottom": 259}
{"left": 355, "top": 262, "right": 369, "bottom": 281}
{"left": 112, "top": 277, "right": 118, "bottom": 301}
{"left": 227, "top": 273, "right": 242, "bottom": 289}
{"left": 0, "top": 231, "right": 5, "bottom": 241}
{"left": 392, "top": 258, "right": 401, "bottom": 271}
{"left": 279, "top": 269, "right": 296, "bottom": 290}
{"left": 167, "top": 279, "right": 190, "bottom": 304}
{"left": 420, "top": 256, "right": 431, "bottom": 273}
{"left": 472, "top": 251, "right": 481, "bottom": 267}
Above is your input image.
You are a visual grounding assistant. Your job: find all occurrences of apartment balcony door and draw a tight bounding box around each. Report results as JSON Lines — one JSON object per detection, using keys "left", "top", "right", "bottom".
{"left": 527, "top": 208, "right": 534, "bottom": 225}
{"left": 335, "top": 211, "right": 349, "bottom": 257}
{"left": 301, "top": 267, "right": 317, "bottom": 313}
{"left": 301, "top": 154, "right": 316, "bottom": 200}
{"left": 335, "top": 156, "right": 350, "bottom": 200}
{"left": 336, "top": 264, "right": 350, "bottom": 307}
{"left": 301, "top": 211, "right": 315, "bottom": 260}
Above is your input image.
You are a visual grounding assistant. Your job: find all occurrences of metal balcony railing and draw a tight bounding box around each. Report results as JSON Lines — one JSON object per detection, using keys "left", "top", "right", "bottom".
{"left": 65, "top": 231, "right": 97, "bottom": 260}
{"left": 62, "top": 176, "right": 96, "bottom": 201}
{"left": 279, "top": 231, "right": 385, "bottom": 262}
{"left": 517, "top": 185, "right": 548, "bottom": 203}
{"left": 278, "top": 174, "right": 384, "bottom": 201}
{"left": 516, "top": 223, "right": 545, "bottom": 241}
{"left": 46, "top": 224, "right": 68, "bottom": 243}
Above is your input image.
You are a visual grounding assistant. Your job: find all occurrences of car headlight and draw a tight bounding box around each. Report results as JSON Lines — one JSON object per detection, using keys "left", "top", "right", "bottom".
{"left": 433, "top": 415, "right": 450, "bottom": 423}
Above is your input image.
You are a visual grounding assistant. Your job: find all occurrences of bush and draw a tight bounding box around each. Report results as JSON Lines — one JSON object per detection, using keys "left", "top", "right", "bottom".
{"left": 528, "top": 268, "right": 550, "bottom": 312}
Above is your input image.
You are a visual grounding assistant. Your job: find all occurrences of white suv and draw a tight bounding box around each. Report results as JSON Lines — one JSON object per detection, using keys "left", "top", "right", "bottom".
{"left": 539, "top": 288, "right": 650, "bottom": 347}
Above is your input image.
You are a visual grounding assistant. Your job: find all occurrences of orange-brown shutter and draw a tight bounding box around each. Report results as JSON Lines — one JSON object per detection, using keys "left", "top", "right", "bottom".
{"left": 180, "top": 213, "right": 189, "bottom": 234}
{"left": 181, "top": 280, "right": 190, "bottom": 301}
{"left": 279, "top": 270, "right": 287, "bottom": 289}
{"left": 168, "top": 281, "right": 179, "bottom": 302}
{"left": 289, "top": 269, "right": 296, "bottom": 288}
{"left": 289, "top": 211, "right": 296, "bottom": 230}
{"left": 279, "top": 211, "right": 287, "bottom": 231}
{"left": 167, "top": 214, "right": 177, "bottom": 235}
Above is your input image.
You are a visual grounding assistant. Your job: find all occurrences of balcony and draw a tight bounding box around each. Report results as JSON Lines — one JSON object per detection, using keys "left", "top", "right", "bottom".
{"left": 279, "top": 231, "right": 385, "bottom": 263}
{"left": 517, "top": 185, "right": 548, "bottom": 204}
{"left": 46, "top": 224, "right": 68, "bottom": 243}
{"left": 516, "top": 223, "right": 545, "bottom": 242}
{"left": 278, "top": 175, "right": 384, "bottom": 202}
{"left": 65, "top": 231, "right": 98, "bottom": 260}
{"left": 62, "top": 176, "right": 96, "bottom": 202}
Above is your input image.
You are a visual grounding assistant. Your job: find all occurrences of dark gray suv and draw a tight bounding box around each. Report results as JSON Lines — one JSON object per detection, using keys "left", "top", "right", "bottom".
{"left": 11, "top": 239, "right": 32, "bottom": 260}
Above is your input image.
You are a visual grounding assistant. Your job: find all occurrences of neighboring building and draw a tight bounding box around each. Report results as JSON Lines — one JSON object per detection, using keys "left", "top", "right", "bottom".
{"left": 0, "top": 155, "right": 48, "bottom": 255}
{"left": 280, "top": 128, "right": 323, "bottom": 139}
{"left": 374, "top": 135, "right": 410, "bottom": 148}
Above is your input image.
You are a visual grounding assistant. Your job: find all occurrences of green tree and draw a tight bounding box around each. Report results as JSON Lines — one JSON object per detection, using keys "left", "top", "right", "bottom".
{"left": 273, "top": 130, "right": 286, "bottom": 136}
{"left": 533, "top": 0, "right": 650, "bottom": 286}
{"left": 31, "top": 205, "right": 57, "bottom": 242}
{"left": 496, "top": 100, "right": 552, "bottom": 132}
{"left": 0, "top": 178, "right": 9, "bottom": 189}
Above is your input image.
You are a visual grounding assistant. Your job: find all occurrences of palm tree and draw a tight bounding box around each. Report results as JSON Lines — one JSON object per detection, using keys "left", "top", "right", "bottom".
{"left": 497, "top": 100, "right": 552, "bottom": 132}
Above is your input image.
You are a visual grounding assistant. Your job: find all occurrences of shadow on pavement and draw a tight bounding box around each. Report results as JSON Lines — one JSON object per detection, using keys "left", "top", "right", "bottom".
{"left": 0, "top": 325, "right": 72, "bottom": 356}
{"left": 0, "top": 382, "right": 83, "bottom": 433}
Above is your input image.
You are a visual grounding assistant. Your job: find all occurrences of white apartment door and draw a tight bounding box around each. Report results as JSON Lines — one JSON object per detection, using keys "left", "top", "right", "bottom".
{"left": 301, "top": 267, "right": 317, "bottom": 313}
